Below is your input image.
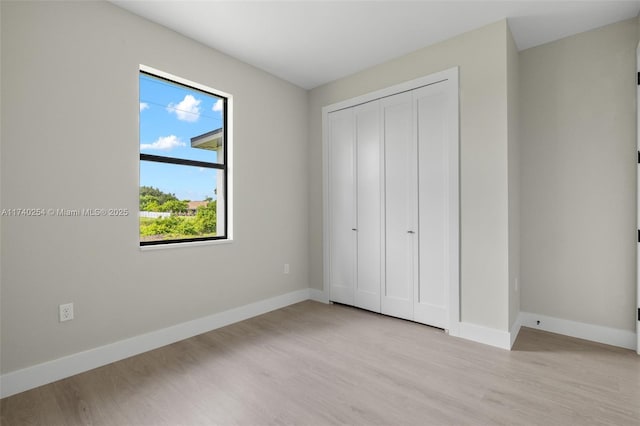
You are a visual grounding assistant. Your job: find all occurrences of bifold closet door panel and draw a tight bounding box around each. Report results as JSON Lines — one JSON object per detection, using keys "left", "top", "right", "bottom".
{"left": 414, "top": 84, "right": 450, "bottom": 329}
{"left": 355, "top": 101, "right": 382, "bottom": 313}
{"left": 328, "top": 108, "right": 356, "bottom": 306}
{"left": 382, "top": 92, "right": 416, "bottom": 321}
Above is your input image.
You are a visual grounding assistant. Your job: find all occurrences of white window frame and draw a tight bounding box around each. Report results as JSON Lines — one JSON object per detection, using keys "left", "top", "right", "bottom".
{"left": 138, "top": 64, "right": 233, "bottom": 249}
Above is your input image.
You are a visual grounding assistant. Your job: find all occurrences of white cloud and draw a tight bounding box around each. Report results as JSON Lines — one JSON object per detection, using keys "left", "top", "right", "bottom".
{"left": 140, "top": 135, "right": 185, "bottom": 151}
{"left": 139, "top": 102, "right": 149, "bottom": 112}
{"left": 212, "top": 99, "right": 223, "bottom": 112}
{"left": 167, "top": 95, "right": 201, "bottom": 122}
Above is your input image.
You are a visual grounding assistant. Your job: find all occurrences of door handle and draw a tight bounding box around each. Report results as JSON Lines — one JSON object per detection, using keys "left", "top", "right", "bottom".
{"left": 352, "top": 228, "right": 357, "bottom": 231}
{"left": 407, "top": 230, "right": 415, "bottom": 234}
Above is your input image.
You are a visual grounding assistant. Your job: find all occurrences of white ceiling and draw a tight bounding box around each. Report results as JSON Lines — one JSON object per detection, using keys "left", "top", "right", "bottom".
{"left": 111, "top": 1, "right": 640, "bottom": 89}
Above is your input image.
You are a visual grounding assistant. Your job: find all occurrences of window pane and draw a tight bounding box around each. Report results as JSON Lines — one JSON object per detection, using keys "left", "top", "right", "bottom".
{"left": 139, "top": 161, "right": 225, "bottom": 242}
{"left": 139, "top": 72, "right": 224, "bottom": 164}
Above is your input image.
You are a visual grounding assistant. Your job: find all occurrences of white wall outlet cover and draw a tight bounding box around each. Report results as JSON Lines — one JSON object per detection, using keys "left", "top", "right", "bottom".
{"left": 59, "top": 303, "right": 74, "bottom": 322}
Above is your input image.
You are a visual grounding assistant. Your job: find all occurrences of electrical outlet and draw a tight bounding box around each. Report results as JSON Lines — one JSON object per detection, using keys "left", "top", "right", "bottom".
{"left": 59, "top": 303, "right": 74, "bottom": 322}
{"left": 284, "top": 264, "right": 290, "bottom": 274}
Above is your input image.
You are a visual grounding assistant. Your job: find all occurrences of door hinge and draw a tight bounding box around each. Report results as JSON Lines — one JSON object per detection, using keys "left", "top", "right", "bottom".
{"left": 638, "top": 308, "right": 640, "bottom": 321}
{"left": 637, "top": 229, "right": 639, "bottom": 243}
{"left": 637, "top": 72, "right": 639, "bottom": 85}
{"left": 637, "top": 151, "right": 639, "bottom": 163}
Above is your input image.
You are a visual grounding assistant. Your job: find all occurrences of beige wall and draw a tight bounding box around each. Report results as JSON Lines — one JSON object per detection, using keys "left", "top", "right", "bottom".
{"left": 507, "top": 25, "right": 521, "bottom": 329}
{"left": 309, "top": 21, "right": 512, "bottom": 331}
{"left": 520, "top": 18, "right": 637, "bottom": 331}
{"left": 0, "top": 1, "right": 309, "bottom": 373}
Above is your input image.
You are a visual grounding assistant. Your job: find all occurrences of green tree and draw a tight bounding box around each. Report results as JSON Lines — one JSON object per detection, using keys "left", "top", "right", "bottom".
{"left": 176, "top": 218, "right": 198, "bottom": 235}
{"left": 160, "top": 199, "right": 188, "bottom": 214}
{"left": 140, "top": 216, "right": 181, "bottom": 237}
{"left": 139, "top": 186, "right": 178, "bottom": 206}
{"left": 142, "top": 200, "right": 162, "bottom": 212}
{"left": 194, "top": 201, "right": 217, "bottom": 234}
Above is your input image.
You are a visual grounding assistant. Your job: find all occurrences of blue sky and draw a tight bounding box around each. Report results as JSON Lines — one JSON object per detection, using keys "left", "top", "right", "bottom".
{"left": 139, "top": 72, "right": 223, "bottom": 201}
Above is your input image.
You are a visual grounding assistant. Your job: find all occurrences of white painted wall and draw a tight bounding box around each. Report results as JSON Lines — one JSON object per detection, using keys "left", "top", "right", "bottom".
{"left": 520, "top": 18, "right": 637, "bottom": 332}
{"left": 507, "top": 25, "right": 521, "bottom": 330}
{"left": 0, "top": 1, "right": 309, "bottom": 374}
{"left": 309, "top": 21, "right": 512, "bottom": 331}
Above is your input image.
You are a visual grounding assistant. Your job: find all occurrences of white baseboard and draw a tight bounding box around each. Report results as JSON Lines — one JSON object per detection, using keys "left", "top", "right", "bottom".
{"left": 0, "top": 288, "right": 312, "bottom": 399}
{"left": 309, "top": 288, "right": 329, "bottom": 303}
{"left": 510, "top": 316, "right": 522, "bottom": 349}
{"left": 518, "top": 311, "right": 636, "bottom": 350}
{"left": 7, "top": 294, "right": 631, "bottom": 399}
{"left": 457, "top": 321, "right": 512, "bottom": 350}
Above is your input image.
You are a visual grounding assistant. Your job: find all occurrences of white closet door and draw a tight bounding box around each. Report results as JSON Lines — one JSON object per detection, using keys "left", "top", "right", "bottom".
{"left": 382, "top": 92, "right": 416, "bottom": 320}
{"left": 328, "top": 108, "right": 356, "bottom": 305}
{"left": 414, "top": 83, "right": 450, "bottom": 329}
{"left": 355, "top": 101, "right": 383, "bottom": 312}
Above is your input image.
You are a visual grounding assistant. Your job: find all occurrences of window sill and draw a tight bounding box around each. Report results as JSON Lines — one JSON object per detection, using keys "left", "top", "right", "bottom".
{"left": 140, "top": 238, "right": 233, "bottom": 251}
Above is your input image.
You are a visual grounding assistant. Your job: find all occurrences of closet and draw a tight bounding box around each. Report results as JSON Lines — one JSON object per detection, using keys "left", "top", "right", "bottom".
{"left": 324, "top": 70, "right": 459, "bottom": 331}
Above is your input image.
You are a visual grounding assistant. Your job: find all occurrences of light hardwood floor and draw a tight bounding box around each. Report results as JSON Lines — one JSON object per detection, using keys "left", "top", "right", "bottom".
{"left": 1, "top": 301, "right": 639, "bottom": 425}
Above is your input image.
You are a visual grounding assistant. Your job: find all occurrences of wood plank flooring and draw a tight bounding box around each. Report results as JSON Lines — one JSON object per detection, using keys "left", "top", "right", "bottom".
{"left": 1, "top": 300, "right": 639, "bottom": 425}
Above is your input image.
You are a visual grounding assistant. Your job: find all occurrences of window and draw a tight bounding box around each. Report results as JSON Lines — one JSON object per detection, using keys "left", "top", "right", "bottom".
{"left": 139, "top": 67, "right": 230, "bottom": 246}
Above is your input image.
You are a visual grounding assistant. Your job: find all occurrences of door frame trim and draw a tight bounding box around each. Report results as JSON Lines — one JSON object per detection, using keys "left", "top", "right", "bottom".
{"left": 634, "top": 43, "right": 640, "bottom": 355}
